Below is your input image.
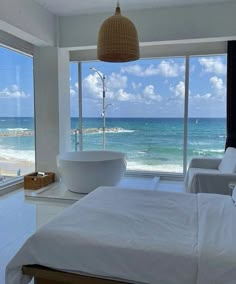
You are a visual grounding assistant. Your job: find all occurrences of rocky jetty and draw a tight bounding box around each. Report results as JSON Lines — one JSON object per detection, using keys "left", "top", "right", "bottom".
{"left": 0, "top": 127, "right": 127, "bottom": 137}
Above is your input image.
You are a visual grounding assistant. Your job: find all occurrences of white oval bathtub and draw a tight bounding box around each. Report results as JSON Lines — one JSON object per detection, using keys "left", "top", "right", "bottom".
{"left": 57, "top": 151, "right": 127, "bottom": 193}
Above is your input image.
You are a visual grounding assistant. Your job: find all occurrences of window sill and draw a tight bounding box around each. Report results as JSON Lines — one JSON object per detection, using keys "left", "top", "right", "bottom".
{"left": 0, "top": 177, "right": 24, "bottom": 197}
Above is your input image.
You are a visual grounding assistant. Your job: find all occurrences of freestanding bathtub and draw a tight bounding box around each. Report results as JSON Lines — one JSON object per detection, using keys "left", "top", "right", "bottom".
{"left": 57, "top": 151, "right": 127, "bottom": 193}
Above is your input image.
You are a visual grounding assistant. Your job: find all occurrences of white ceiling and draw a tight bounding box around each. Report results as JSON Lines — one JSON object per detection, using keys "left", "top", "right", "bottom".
{"left": 33, "top": 0, "right": 235, "bottom": 16}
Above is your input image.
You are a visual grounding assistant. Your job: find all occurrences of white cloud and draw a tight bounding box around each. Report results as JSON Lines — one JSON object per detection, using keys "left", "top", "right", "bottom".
{"left": 106, "top": 72, "right": 128, "bottom": 90}
{"left": 132, "top": 81, "right": 142, "bottom": 90}
{"left": 198, "top": 57, "right": 226, "bottom": 75}
{"left": 143, "top": 85, "right": 162, "bottom": 102}
{"left": 193, "top": 93, "right": 212, "bottom": 100}
{"left": 83, "top": 72, "right": 128, "bottom": 101}
{"left": 0, "top": 84, "right": 28, "bottom": 99}
{"left": 70, "top": 87, "right": 76, "bottom": 96}
{"left": 169, "top": 81, "right": 185, "bottom": 100}
{"left": 189, "top": 76, "right": 225, "bottom": 107}
{"left": 209, "top": 76, "right": 226, "bottom": 97}
{"left": 120, "top": 64, "right": 144, "bottom": 76}
{"left": 70, "top": 82, "right": 78, "bottom": 97}
{"left": 115, "top": 89, "right": 135, "bottom": 101}
{"left": 83, "top": 73, "right": 103, "bottom": 99}
{"left": 158, "top": 60, "right": 184, "bottom": 77}
{"left": 188, "top": 91, "right": 226, "bottom": 118}
{"left": 121, "top": 60, "right": 184, "bottom": 78}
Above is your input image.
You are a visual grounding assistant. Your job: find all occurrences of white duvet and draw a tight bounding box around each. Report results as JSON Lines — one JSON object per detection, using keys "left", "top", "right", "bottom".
{"left": 5, "top": 187, "right": 236, "bottom": 284}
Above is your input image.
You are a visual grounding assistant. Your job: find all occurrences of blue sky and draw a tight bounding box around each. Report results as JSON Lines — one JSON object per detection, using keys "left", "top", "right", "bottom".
{"left": 0, "top": 46, "right": 226, "bottom": 118}
{"left": 0, "top": 47, "right": 34, "bottom": 117}
{"left": 70, "top": 55, "right": 227, "bottom": 118}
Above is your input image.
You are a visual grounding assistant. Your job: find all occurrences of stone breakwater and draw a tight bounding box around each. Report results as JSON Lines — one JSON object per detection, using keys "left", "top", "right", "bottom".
{"left": 0, "top": 128, "right": 126, "bottom": 137}
{"left": 0, "top": 130, "right": 33, "bottom": 137}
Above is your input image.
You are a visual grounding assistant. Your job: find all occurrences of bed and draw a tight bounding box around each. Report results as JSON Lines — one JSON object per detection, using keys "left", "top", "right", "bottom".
{"left": 5, "top": 186, "right": 236, "bottom": 284}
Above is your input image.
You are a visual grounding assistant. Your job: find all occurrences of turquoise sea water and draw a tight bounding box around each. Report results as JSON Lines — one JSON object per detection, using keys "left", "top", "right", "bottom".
{"left": 0, "top": 117, "right": 226, "bottom": 173}
{"left": 71, "top": 117, "right": 226, "bottom": 172}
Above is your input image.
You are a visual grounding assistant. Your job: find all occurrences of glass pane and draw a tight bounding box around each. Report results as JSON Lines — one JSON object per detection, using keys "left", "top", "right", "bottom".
{"left": 187, "top": 55, "right": 227, "bottom": 164}
{"left": 0, "top": 46, "right": 35, "bottom": 181}
{"left": 70, "top": 62, "right": 79, "bottom": 151}
{"left": 81, "top": 57, "right": 185, "bottom": 173}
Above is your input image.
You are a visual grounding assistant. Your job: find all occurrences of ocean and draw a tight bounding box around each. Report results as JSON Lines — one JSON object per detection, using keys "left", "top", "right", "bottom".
{"left": 0, "top": 117, "right": 226, "bottom": 175}
{"left": 72, "top": 117, "right": 226, "bottom": 173}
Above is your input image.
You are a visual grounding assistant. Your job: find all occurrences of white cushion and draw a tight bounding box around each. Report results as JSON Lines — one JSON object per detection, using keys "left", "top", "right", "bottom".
{"left": 232, "top": 185, "right": 236, "bottom": 204}
{"left": 187, "top": 168, "right": 220, "bottom": 191}
{"left": 218, "top": 147, "right": 236, "bottom": 174}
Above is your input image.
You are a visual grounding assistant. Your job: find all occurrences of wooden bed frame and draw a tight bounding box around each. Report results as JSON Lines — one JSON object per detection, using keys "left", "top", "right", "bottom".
{"left": 22, "top": 265, "right": 132, "bottom": 284}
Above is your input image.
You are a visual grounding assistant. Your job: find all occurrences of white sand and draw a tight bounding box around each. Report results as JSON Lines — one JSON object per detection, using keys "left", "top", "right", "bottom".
{"left": 0, "top": 157, "right": 35, "bottom": 177}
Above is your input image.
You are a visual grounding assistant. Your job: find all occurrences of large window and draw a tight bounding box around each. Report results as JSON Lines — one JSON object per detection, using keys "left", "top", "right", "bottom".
{"left": 188, "top": 55, "right": 227, "bottom": 164}
{"left": 0, "top": 46, "right": 35, "bottom": 182}
{"left": 70, "top": 53, "right": 226, "bottom": 175}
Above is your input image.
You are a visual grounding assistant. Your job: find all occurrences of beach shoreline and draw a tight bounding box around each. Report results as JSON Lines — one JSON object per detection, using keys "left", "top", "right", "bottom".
{"left": 0, "top": 158, "right": 35, "bottom": 177}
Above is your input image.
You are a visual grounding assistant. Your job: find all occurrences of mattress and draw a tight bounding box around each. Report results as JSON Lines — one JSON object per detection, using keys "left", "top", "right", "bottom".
{"left": 5, "top": 186, "right": 236, "bottom": 284}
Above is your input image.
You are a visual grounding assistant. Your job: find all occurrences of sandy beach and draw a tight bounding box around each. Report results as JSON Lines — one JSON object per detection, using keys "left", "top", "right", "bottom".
{"left": 0, "top": 157, "right": 35, "bottom": 177}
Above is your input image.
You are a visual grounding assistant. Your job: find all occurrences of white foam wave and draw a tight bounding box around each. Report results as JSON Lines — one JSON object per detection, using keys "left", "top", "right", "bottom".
{"left": 0, "top": 149, "right": 35, "bottom": 162}
{"left": 193, "top": 149, "right": 224, "bottom": 155}
{"left": 127, "top": 161, "right": 183, "bottom": 173}
{"left": 6, "top": 128, "right": 29, "bottom": 131}
{"left": 83, "top": 128, "right": 134, "bottom": 135}
{"left": 189, "top": 141, "right": 211, "bottom": 146}
{"left": 116, "top": 129, "right": 134, "bottom": 133}
{"left": 207, "top": 149, "right": 224, "bottom": 153}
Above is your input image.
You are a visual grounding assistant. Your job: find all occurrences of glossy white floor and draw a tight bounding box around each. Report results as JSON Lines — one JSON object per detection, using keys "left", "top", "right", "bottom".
{"left": 1, "top": 179, "right": 184, "bottom": 283}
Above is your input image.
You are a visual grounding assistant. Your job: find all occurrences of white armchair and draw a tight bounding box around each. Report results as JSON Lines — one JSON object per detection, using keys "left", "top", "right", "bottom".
{"left": 185, "top": 147, "right": 236, "bottom": 194}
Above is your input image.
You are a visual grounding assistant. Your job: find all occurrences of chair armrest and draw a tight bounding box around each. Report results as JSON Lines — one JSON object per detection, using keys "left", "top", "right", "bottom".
{"left": 190, "top": 172, "right": 236, "bottom": 195}
{"left": 188, "top": 157, "right": 222, "bottom": 170}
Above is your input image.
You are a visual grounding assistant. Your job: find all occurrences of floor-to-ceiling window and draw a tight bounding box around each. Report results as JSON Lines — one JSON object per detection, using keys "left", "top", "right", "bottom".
{"left": 70, "top": 53, "right": 226, "bottom": 175}
{"left": 0, "top": 46, "right": 35, "bottom": 182}
{"left": 187, "top": 55, "right": 227, "bottom": 165}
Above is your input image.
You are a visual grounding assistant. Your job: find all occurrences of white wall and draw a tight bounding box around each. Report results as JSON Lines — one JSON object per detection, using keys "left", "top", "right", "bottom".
{"left": 58, "top": 49, "right": 71, "bottom": 153}
{"left": 0, "top": 1, "right": 235, "bottom": 50}
{"left": 59, "top": 2, "right": 236, "bottom": 49}
{"left": 0, "top": 0, "right": 56, "bottom": 46}
{"left": 34, "top": 47, "right": 70, "bottom": 175}
{"left": 70, "top": 41, "right": 227, "bottom": 62}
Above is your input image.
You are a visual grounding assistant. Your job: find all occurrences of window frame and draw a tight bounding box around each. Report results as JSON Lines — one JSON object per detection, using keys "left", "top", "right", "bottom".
{"left": 70, "top": 44, "right": 227, "bottom": 179}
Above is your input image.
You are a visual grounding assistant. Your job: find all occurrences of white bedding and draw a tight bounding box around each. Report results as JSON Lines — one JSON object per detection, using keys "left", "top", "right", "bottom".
{"left": 5, "top": 187, "right": 236, "bottom": 284}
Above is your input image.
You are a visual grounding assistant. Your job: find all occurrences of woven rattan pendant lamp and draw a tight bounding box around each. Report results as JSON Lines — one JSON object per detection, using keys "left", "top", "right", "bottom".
{"left": 97, "top": 2, "right": 140, "bottom": 62}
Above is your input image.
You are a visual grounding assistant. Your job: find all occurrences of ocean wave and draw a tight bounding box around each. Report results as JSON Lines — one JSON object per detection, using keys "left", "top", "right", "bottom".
{"left": 188, "top": 141, "right": 211, "bottom": 146}
{"left": 193, "top": 149, "right": 224, "bottom": 155}
{"left": 6, "top": 128, "right": 29, "bottom": 131}
{"left": 127, "top": 161, "right": 183, "bottom": 173}
{"left": 78, "top": 127, "right": 134, "bottom": 135}
{"left": 116, "top": 129, "right": 134, "bottom": 133}
{"left": 0, "top": 149, "right": 35, "bottom": 162}
{"left": 207, "top": 149, "right": 224, "bottom": 153}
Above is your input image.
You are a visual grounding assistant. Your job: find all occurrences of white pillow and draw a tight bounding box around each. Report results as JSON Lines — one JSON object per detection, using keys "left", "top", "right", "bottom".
{"left": 218, "top": 147, "right": 236, "bottom": 173}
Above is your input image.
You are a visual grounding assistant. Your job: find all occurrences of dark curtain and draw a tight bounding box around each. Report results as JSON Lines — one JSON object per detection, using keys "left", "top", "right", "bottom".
{"left": 225, "top": 41, "right": 236, "bottom": 149}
